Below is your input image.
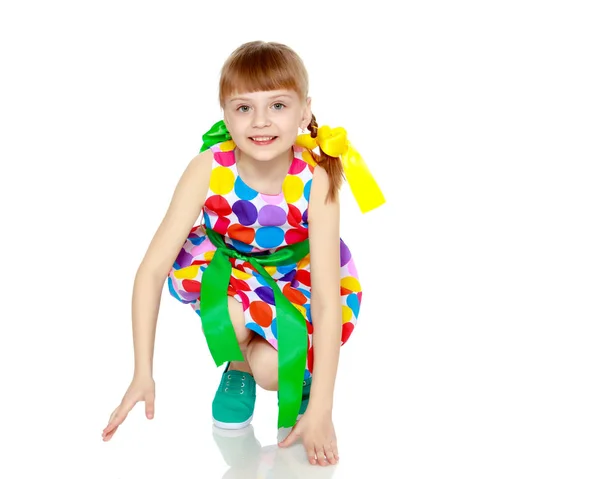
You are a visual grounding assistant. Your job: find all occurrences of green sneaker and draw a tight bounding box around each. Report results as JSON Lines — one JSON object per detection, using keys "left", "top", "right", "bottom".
{"left": 212, "top": 363, "right": 256, "bottom": 430}
{"left": 278, "top": 377, "right": 312, "bottom": 418}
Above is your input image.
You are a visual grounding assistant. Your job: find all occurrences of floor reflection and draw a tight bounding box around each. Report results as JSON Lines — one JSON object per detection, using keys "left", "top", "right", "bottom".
{"left": 212, "top": 425, "right": 337, "bottom": 479}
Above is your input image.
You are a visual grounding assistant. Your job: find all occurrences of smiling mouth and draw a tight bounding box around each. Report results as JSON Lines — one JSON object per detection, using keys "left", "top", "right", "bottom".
{"left": 250, "top": 136, "right": 277, "bottom": 141}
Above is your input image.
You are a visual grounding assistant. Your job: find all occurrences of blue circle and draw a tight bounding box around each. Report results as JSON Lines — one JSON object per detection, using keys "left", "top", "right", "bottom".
{"left": 246, "top": 322, "right": 266, "bottom": 339}
{"left": 303, "top": 179, "right": 312, "bottom": 201}
{"left": 234, "top": 176, "right": 258, "bottom": 200}
{"left": 347, "top": 293, "right": 360, "bottom": 319}
{"left": 297, "top": 287, "right": 311, "bottom": 299}
{"left": 230, "top": 238, "right": 254, "bottom": 253}
{"left": 255, "top": 226, "right": 284, "bottom": 249}
{"left": 203, "top": 211, "right": 212, "bottom": 228}
{"left": 276, "top": 264, "right": 296, "bottom": 275}
{"left": 189, "top": 235, "right": 206, "bottom": 246}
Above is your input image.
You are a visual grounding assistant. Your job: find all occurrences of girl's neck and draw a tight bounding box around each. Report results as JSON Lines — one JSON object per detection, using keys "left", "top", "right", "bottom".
{"left": 234, "top": 147, "right": 294, "bottom": 192}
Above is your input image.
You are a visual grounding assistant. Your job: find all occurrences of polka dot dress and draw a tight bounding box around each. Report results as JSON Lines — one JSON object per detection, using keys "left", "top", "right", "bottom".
{"left": 167, "top": 140, "right": 361, "bottom": 377}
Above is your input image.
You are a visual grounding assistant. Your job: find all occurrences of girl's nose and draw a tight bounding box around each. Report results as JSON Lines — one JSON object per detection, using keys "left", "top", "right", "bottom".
{"left": 252, "top": 109, "right": 271, "bottom": 128}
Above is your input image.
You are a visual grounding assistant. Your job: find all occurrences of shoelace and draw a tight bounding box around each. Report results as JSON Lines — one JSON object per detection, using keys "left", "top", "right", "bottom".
{"left": 221, "top": 372, "right": 249, "bottom": 395}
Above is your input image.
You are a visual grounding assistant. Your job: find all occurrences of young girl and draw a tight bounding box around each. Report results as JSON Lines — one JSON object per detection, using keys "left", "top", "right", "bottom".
{"left": 102, "top": 40, "right": 384, "bottom": 467}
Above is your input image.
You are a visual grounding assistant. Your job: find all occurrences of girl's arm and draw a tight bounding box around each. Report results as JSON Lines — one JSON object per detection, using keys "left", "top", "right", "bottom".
{"left": 306, "top": 165, "right": 343, "bottom": 413}
{"left": 131, "top": 148, "right": 214, "bottom": 378}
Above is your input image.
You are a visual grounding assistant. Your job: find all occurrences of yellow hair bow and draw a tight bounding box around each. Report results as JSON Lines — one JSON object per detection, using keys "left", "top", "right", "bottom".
{"left": 296, "top": 126, "right": 385, "bottom": 213}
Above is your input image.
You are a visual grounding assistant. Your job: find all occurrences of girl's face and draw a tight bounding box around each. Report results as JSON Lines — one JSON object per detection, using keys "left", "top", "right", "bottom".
{"left": 223, "top": 89, "right": 311, "bottom": 162}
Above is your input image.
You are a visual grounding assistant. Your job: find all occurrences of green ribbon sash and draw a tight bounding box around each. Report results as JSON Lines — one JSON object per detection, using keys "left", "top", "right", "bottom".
{"left": 200, "top": 227, "right": 310, "bottom": 428}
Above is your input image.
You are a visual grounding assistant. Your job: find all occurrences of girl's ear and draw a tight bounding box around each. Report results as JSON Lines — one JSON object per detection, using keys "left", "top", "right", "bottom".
{"left": 301, "top": 97, "right": 312, "bottom": 129}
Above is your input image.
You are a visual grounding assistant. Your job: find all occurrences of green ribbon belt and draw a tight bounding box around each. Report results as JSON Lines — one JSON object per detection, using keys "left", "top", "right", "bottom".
{"left": 200, "top": 227, "right": 310, "bottom": 428}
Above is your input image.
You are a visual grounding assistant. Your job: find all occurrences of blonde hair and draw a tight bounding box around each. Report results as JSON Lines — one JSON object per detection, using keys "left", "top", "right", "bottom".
{"left": 219, "top": 41, "right": 343, "bottom": 202}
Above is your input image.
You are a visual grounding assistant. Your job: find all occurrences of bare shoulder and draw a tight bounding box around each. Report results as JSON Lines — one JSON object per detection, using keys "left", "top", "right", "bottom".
{"left": 138, "top": 148, "right": 214, "bottom": 278}
{"left": 308, "top": 164, "right": 338, "bottom": 215}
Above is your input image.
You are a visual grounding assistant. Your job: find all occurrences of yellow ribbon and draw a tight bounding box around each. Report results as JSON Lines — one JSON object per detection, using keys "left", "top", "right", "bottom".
{"left": 295, "top": 126, "right": 385, "bottom": 213}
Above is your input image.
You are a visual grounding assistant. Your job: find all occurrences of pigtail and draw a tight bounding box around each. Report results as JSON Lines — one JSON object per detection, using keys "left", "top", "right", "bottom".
{"left": 307, "top": 114, "right": 344, "bottom": 203}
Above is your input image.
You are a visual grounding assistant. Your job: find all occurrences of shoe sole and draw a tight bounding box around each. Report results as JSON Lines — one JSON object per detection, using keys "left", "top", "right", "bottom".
{"left": 212, "top": 414, "right": 254, "bottom": 430}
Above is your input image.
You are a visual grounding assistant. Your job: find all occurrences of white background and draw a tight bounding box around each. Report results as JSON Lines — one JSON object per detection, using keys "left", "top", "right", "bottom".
{"left": 1, "top": 0, "right": 599, "bottom": 477}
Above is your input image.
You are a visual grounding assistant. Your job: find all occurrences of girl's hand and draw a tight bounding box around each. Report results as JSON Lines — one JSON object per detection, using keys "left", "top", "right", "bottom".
{"left": 278, "top": 410, "right": 339, "bottom": 466}
{"left": 102, "top": 374, "right": 155, "bottom": 441}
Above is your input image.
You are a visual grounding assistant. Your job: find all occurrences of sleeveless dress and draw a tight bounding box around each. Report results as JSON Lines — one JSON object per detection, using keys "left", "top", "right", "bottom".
{"left": 167, "top": 141, "right": 361, "bottom": 378}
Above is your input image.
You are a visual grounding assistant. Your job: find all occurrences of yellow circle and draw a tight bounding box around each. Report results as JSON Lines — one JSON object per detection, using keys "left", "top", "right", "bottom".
{"left": 232, "top": 268, "right": 252, "bottom": 280}
{"left": 297, "top": 254, "right": 310, "bottom": 270}
{"left": 173, "top": 265, "right": 199, "bottom": 280}
{"left": 341, "top": 276, "right": 361, "bottom": 293}
{"left": 282, "top": 175, "right": 303, "bottom": 203}
{"left": 210, "top": 166, "right": 235, "bottom": 195}
{"left": 220, "top": 140, "right": 235, "bottom": 152}
{"left": 293, "top": 303, "right": 307, "bottom": 317}
{"left": 342, "top": 305, "right": 353, "bottom": 323}
{"left": 264, "top": 265, "right": 277, "bottom": 276}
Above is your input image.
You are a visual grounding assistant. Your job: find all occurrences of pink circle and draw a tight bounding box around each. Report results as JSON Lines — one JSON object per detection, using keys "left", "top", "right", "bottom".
{"left": 288, "top": 157, "right": 307, "bottom": 175}
{"left": 214, "top": 150, "right": 235, "bottom": 167}
{"left": 260, "top": 192, "right": 284, "bottom": 204}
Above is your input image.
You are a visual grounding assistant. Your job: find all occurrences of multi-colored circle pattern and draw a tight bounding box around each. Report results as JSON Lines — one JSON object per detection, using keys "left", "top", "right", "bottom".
{"left": 167, "top": 142, "right": 361, "bottom": 378}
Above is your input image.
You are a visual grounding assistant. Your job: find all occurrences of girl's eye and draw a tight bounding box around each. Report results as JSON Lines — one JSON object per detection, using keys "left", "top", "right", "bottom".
{"left": 273, "top": 103, "right": 285, "bottom": 110}
{"left": 238, "top": 105, "right": 250, "bottom": 113}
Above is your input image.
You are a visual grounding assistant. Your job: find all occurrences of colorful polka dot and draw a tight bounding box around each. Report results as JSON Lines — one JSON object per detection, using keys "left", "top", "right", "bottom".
{"left": 283, "top": 283, "right": 307, "bottom": 305}
{"left": 340, "top": 239, "right": 351, "bottom": 266}
{"left": 303, "top": 179, "right": 312, "bottom": 202}
{"left": 282, "top": 175, "right": 303, "bottom": 203}
{"left": 341, "top": 276, "right": 361, "bottom": 293}
{"left": 228, "top": 224, "right": 255, "bottom": 244}
{"left": 205, "top": 195, "right": 232, "bottom": 217}
{"left": 173, "top": 265, "right": 199, "bottom": 279}
{"left": 258, "top": 205, "right": 287, "bottom": 226}
{"left": 249, "top": 301, "right": 273, "bottom": 327}
{"left": 234, "top": 176, "right": 258, "bottom": 200}
{"left": 342, "top": 305, "right": 353, "bottom": 323}
{"left": 255, "top": 286, "right": 275, "bottom": 305}
{"left": 261, "top": 192, "right": 284, "bottom": 205}
{"left": 232, "top": 199, "right": 258, "bottom": 225}
{"left": 214, "top": 149, "right": 235, "bottom": 166}
{"left": 287, "top": 204, "right": 303, "bottom": 228}
{"left": 210, "top": 166, "right": 235, "bottom": 195}
{"left": 230, "top": 238, "right": 254, "bottom": 253}
{"left": 285, "top": 228, "right": 308, "bottom": 244}
{"left": 289, "top": 157, "right": 307, "bottom": 174}
{"left": 255, "top": 226, "right": 284, "bottom": 249}
{"left": 219, "top": 141, "right": 236, "bottom": 153}
{"left": 213, "top": 216, "right": 231, "bottom": 234}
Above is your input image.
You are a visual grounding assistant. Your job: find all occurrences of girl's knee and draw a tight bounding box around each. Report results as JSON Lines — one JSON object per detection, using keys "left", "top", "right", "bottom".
{"left": 247, "top": 336, "right": 278, "bottom": 391}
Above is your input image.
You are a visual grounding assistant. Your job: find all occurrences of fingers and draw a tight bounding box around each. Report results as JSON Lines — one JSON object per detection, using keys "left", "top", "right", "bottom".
{"left": 306, "top": 441, "right": 339, "bottom": 466}
{"left": 145, "top": 392, "right": 155, "bottom": 419}
{"left": 315, "top": 448, "right": 328, "bottom": 467}
{"left": 325, "top": 443, "right": 338, "bottom": 465}
{"left": 278, "top": 427, "right": 299, "bottom": 448}
{"left": 102, "top": 400, "right": 134, "bottom": 440}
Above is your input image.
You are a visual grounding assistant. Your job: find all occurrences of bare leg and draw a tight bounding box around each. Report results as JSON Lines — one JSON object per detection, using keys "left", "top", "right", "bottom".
{"left": 246, "top": 335, "right": 279, "bottom": 391}
{"left": 226, "top": 296, "right": 279, "bottom": 390}
{"left": 226, "top": 296, "right": 254, "bottom": 374}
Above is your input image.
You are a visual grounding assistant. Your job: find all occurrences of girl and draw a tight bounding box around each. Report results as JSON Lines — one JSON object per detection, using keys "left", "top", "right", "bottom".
{"left": 102, "top": 40, "right": 384, "bottom": 467}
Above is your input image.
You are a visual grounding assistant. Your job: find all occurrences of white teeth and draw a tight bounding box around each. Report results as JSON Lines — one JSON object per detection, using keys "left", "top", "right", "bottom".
{"left": 251, "top": 136, "right": 274, "bottom": 141}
